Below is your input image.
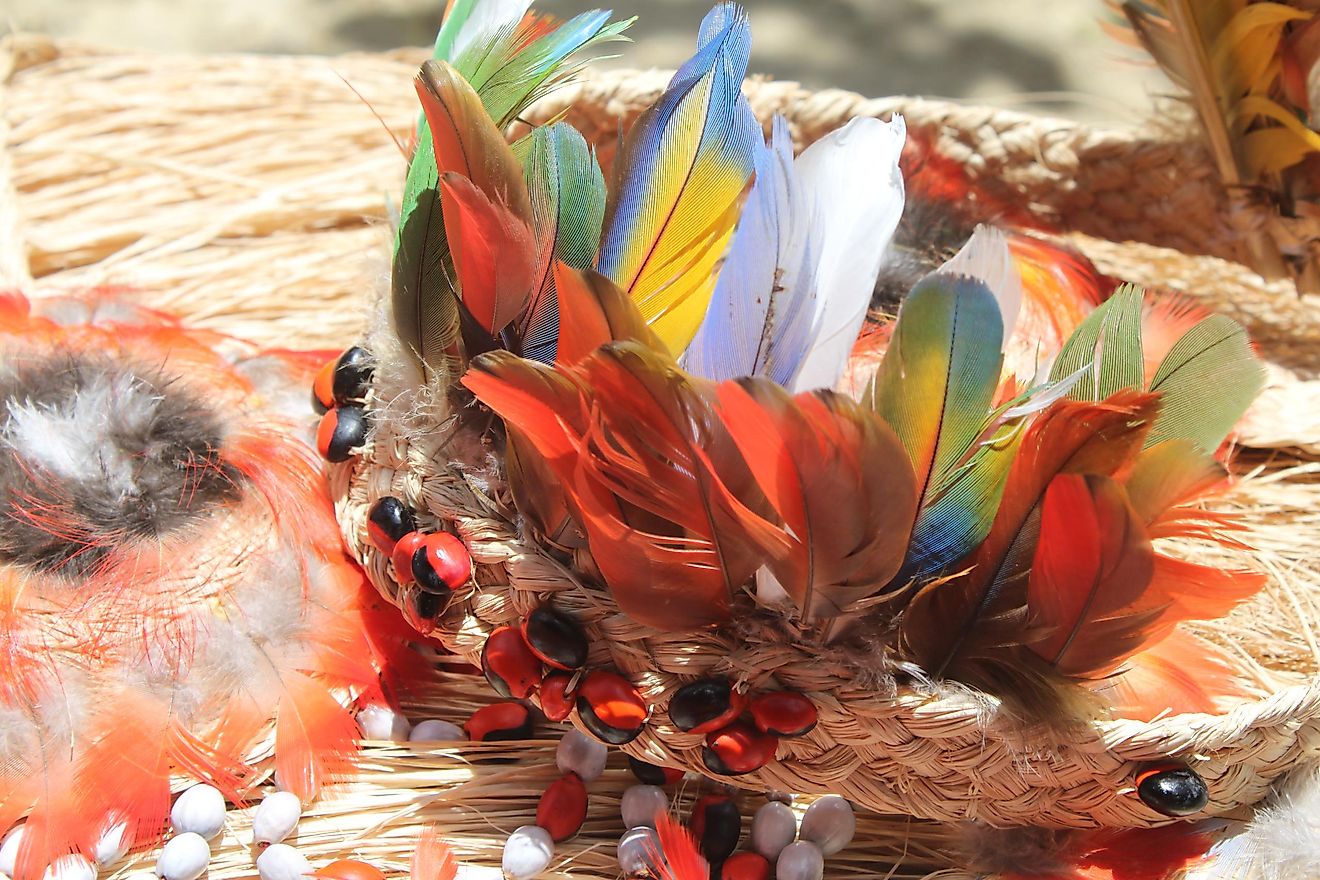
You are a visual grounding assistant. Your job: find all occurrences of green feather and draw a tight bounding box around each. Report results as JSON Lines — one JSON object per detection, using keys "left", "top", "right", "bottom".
{"left": 432, "top": 0, "right": 480, "bottom": 63}
{"left": 1050, "top": 283, "right": 1145, "bottom": 400}
{"left": 1145, "top": 314, "right": 1265, "bottom": 451}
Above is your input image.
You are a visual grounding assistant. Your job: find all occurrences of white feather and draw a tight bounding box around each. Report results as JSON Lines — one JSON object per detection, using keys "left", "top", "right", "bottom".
{"left": 934, "top": 225, "right": 1023, "bottom": 341}
{"left": 1184, "top": 763, "right": 1320, "bottom": 880}
{"left": 449, "top": 0, "right": 533, "bottom": 63}
{"left": 787, "top": 114, "right": 906, "bottom": 394}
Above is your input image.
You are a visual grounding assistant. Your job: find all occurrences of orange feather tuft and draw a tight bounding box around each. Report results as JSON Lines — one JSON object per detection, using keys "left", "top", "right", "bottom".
{"left": 410, "top": 825, "right": 459, "bottom": 880}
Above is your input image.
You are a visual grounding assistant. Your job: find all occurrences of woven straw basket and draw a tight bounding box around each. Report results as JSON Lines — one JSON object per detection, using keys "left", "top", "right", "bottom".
{"left": 4, "top": 34, "right": 1320, "bottom": 860}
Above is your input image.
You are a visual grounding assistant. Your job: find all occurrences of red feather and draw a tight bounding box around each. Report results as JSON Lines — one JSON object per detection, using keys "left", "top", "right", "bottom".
{"left": 273, "top": 670, "right": 360, "bottom": 803}
{"left": 1095, "top": 630, "right": 1252, "bottom": 721}
{"left": 552, "top": 262, "right": 664, "bottom": 366}
{"left": 651, "top": 813, "right": 709, "bottom": 880}
{"left": 410, "top": 825, "right": 458, "bottom": 880}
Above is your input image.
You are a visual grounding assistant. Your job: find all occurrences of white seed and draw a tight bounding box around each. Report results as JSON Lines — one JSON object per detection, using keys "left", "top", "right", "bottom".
{"left": 751, "top": 801, "right": 797, "bottom": 862}
{"left": 170, "top": 784, "right": 227, "bottom": 840}
{"left": 42, "top": 854, "right": 95, "bottom": 880}
{"left": 252, "top": 791, "right": 303, "bottom": 845}
{"left": 774, "top": 842, "right": 823, "bottom": 880}
{"left": 93, "top": 818, "right": 132, "bottom": 866}
{"left": 357, "top": 704, "right": 411, "bottom": 741}
{"left": 409, "top": 720, "right": 464, "bottom": 742}
{"left": 555, "top": 730, "right": 608, "bottom": 783}
{"left": 620, "top": 785, "right": 668, "bottom": 830}
{"left": 0, "top": 825, "right": 25, "bottom": 876}
{"left": 155, "top": 832, "right": 211, "bottom": 880}
{"left": 501, "top": 825, "right": 553, "bottom": 880}
{"left": 256, "top": 843, "right": 312, "bottom": 880}
{"left": 797, "top": 796, "right": 855, "bottom": 856}
{"left": 616, "top": 827, "right": 663, "bottom": 876}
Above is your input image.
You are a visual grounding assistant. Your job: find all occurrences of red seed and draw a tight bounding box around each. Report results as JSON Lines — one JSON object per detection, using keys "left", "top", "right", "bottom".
{"left": 721, "top": 853, "right": 770, "bottom": 880}
{"left": 669, "top": 678, "right": 747, "bottom": 735}
{"left": 413, "top": 532, "right": 472, "bottom": 593}
{"left": 312, "top": 359, "right": 336, "bottom": 414}
{"left": 539, "top": 673, "right": 576, "bottom": 722}
{"left": 576, "top": 671, "right": 648, "bottom": 745}
{"left": 465, "top": 702, "right": 534, "bottom": 742}
{"left": 316, "top": 405, "right": 368, "bottom": 462}
{"left": 536, "top": 772, "right": 588, "bottom": 842}
{"left": 703, "top": 722, "right": 779, "bottom": 776}
{"left": 315, "top": 860, "right": 386, "bottom": 880}
{"left": 390, "top": 532, "right": 426, "bottom": 585}
{"left": 482, "top": 626, "right": 543, "bottom": 700}
{"left": 748, "top": 691, "right": 818, "bottom": 738}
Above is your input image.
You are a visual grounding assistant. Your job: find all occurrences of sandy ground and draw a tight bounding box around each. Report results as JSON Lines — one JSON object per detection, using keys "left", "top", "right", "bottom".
{"left": 9, "top": 0, "right": 1169, "bottom": 124}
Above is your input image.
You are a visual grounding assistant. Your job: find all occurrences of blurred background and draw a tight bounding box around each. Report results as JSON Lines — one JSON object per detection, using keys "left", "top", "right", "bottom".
{"left": 10, "top": 0, "right": 1169, "bottom": 124}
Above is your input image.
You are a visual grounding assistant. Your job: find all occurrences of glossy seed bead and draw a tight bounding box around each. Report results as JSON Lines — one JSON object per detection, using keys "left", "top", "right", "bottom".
{"left": 521, "top": 606, "right": 589, "bottom": 671}
{"left": 256, "top": 843, "right": 312, "bottom": 880}
{"left": 465, "top": 702, "right": 534, "bottom": 742}
{"left": 798, "top": 796, "right": 854, "bottom": 856}
{"left": 357, "top": 704, "right": 411, "bottom": 741}
{"left": 748, "top": 692, "right": 817, "bottom": 738}
{"left": 775, "top": 842, "right": 823, "bottom": 880}
{"left": 366, "top": 497, "right": 416, "bottom": 554}
{"left": 316, "top": 860, "right": 386, "bottom": 880}
{"left": 390, "top": 533, "right": 425, "bottom": 585}
{"left": 722, "top": 852, "right": 771, "bottom": 880}
{"left": 703, "top": 722, "right": 779, "bottom": 776}
{"left": 626, "top": 756, "right": 684, "bottom": 787}
{"left": 252, "top": 791, "right": 302, "bottom": 846}
{"left": 536, "top": 773, "right": 588, "bottom": 842}
{"left": 412, "top": 532, "right": 471, "bottom": 594}
{"left": 621, "top": 785, "right": 668, "bottom": 830}
{"left": 93, "top": 818, "right": 131, "bottom": 867}
{"left": 751, "top": 801, "right": 797, "bottom": 862}
{"left": 670, "top": 678, "right": 747, "bottom": 735}
{"left": 617, "top": 827, "right": 662, "bottom": 876}
{"left": 538, "top": 673, "right": 576, "bottom": 723}
{"left": 556, "top": 729, "right": 608, "bottom": 783}
{"left": 331, "top": 347, "right": 373, "bottom": 404}
{"left": 481, "top": 626, "right": 542, "bottom": 699}
{"left": 691, "top": 795, "right": 741, "bottom": 864}
{"left": 409, "top": 719, "right": 465, "bottom": 742}
{"left": 399, "top": 583, "right": 445, "bottom": 633}
{"left": 502, "top": 826, "right": 554, "bottom": 880}
{"left": 311, "top": 360, "right": 335, "bottom": 414}
{"left": 576, "top": 671, "right": 648, "bottom": 745}
{"left": 1136, "top": 765, "right": 1209, "bottom": 817}
{"left": 316, "top": 406, "right": 368, "bottom": 463}
{"left": 170, "top": 784, "right": 227, "bottom": 840}
{"left": 155, "top": 832, "right": 210, "bottom": 880}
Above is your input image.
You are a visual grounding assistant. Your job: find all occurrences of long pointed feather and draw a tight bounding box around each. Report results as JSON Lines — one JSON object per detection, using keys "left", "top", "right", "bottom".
{"left": 596, "top": 3, "right": 760, "bottom": 355}
{"left": 552, "top": 262, "right": 665, "bottom": 366}
{"left": 1049, "top": 283, "right": 1146, "bottom": 401}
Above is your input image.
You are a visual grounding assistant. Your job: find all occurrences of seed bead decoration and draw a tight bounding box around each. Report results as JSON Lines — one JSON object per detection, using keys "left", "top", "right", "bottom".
{"left": 315, "top": 406, "right": 368, "bottom": 463}
{"left": 617, "top": 827, "right": 663, "bottom": 877}
{"left": 620, "top": 785, "right": 669, "bottom": 830}
{"left": 502, "top": 826, "right": 554, "bottom": 880}
{"left": 390, "top": 533, "right": 426, "bottom": 585}
{"left": 703, "top": 722, "right": 779, "bottom": 776}
{"left": 311, "top": 360, "right": 336, "bottom": 414}
{"left": 409, "top": 719, "right": 465, "bottom": 742}
{"left": 366, "top": 497, "right": 416, "bottom": 554}
{"left": 797, "top": 796, "right": 855, "bottom": 857}
{"left": 482, "top": 626, "right": 543, "bottom": 699}
{"left": 538, "top": 673, "right": 576, "bottom": 722}
{"left": 748, "top": 692, "right": 817, "bottom": 739}
{"left": 42, "top": 854, "right": 95, "bottom": 880}
{"left": 774, "top": 842, "right": 823, "bottom": 880}
{"left": 0, "top": 825, "right": 24, "bottom": 876}
{"left": 465, "top": 702, "right": 535, "bottom": 742}
{"left": 252, "top": 791, "right": 303, "bottom": 846}
{"left": 521, "top": 606, "right": 589, "bottom": 671}
{"left": 398, "top": 584, "right": 446, "bottom": 634}
{"left": 556, "top": 729, "right": 609, "bottom": 783}
{"left": 691, "top": 795, "right": 741, "bottom": 865}
{"left": 357, "top": 704, "right": 412, "bottom": 741}
{"left": 155, "top": 832, "right": 211, "bottom": 880}
{"left": 92, "top": 819, "right": 131, "bottom": 867}
{"left": 256, "top": 843, "right": 313, "bottom": 880}
{"left": 170, "top": 783, "right": 227, "bottom": 840}
{"left": 576, "top": 671, "right": 648, "bottom": 744}
{"left": 626, "top": 756, "right": 684, "bottom": 787}
{"left": 412, "top": 532, "right": 472, "bottom": 594}
{"left": 329, "top": 347, "right": 373, "bottom": 405}
{"left": 751, "top": 801, "right": 796, "bottom": 862}
{"left": 722, "top": 853, "right": 771, "bottom": 880}
{"left": 669, "top": 678, "right": 747, "bottom": 735}
{"left": 315, "top": 860, "right": 387, "bottom": 880}
{"left": 1136, "top": 765, "right": 1210, "bottom": 817}
{"left": 536, "top": 773, "right": 588, "bottom": 842}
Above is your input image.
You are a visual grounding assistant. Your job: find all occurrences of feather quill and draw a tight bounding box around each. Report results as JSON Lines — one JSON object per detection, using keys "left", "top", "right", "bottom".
{"left": 596, "top": 3, "right": 760, "bottom": 355}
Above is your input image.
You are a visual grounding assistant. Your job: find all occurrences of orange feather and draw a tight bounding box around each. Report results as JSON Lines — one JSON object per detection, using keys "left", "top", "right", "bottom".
{"left": 1096, "top": 630, "right": 1252, "bottom": 721}
{"left": 652, "top": 813, "right": 709, "bottom": 880}
{"left": 410, "top": 825, "right": 459, "bottom": 880}
{"left": 273, "top": 670, "right": 361, "bottom": 803}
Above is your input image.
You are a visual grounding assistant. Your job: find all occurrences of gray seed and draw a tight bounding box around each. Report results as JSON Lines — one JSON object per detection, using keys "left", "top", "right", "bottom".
{"left": 617, "top": 827, "right": 663, "bottom": 876}
{"left": 620, "top": 785, "right": 669, "bottom": 830}
{"left": 502, "top": 826, "right": 554, "bottom": 880}
{"left": 751, "top": 801, "right": 797, "bottom": 861}
{"left": 409, "top": 720, "right": 464, "bottom": 742}
{"left": 255, "top": 843, "right": 312, "bottom": 880}
{"left": 155, "top": 832, "right": 210, "bottom": 880}
{"left": 170, "top": 784, "right": 226, "bottom": 840}
{"left": 798, "top": 796, "right": 855, "bottom": 856}
{"left": 252, "top": 792, "right": 302, "bottom": 845}
{"left": 774, "top": 842, "right": 823, "bottom": 880}
{"left": 556, "top": 730, "right": 608, "bottom": 783}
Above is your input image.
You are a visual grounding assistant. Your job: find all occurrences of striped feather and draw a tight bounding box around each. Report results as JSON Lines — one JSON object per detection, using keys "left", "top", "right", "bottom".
{"left": 596, "top": 2, "right": 760, "bottom": 356}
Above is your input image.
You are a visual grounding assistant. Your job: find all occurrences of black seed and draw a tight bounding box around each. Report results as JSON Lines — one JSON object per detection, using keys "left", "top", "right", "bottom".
{"left": 325, "top": 406, "right": 368, "bottom": 462}
{"left": 670, "top": 678, "right": 735, "bottom": 732}
{"left": 1137, "top": 767, "right": 1208, "bottom": 817}
{"left": 698, "top": 800, "right": 741, "bottom": 863}
{"left": 627, "top": 755, "right": 669, "bottom": 786}
{"left": 332, "top": 346, "right": 373, "bottom": 404}
{"left": 576, "top": 696, "right": 644, "bottom": 745}
{"left": 367, "top": 496, "right": 416, "bottom": 549}
{"left": 702, "top": 745, "right": 736, "bottom": 776}
{"left": 524, "top": 606, "right": 589, "bottom": 670}
{"left": 411, "top": 545, "right": 453, "bottom": 594}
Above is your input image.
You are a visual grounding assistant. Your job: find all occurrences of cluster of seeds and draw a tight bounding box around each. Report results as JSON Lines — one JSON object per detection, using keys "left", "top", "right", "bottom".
{"left": 668, "top": 679, "right": 817, "bottom": 777}
{"left": 312, "top": 347, "right": 373, "bottom": 463}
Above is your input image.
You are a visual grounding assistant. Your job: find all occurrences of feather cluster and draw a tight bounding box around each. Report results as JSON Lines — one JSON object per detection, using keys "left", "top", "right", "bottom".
{"left": 0, "top": 293, "right": 414, "bottom": 880}
{"left": 385, "top": 0, "right": 1270, "bottom": 722}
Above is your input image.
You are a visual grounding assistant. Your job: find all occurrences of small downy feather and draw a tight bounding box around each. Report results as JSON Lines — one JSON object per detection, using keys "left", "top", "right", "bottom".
{"left": 410, "top": 825, "right": 459, "bottom": 880}
{"left": 715, "top": 380, "right": 918, "bottom": 630}
{"left": 272, "top": 670, "right": 360, "bottom": 803}
{"left": 596, "top": 3, "right": 760, "bottom": 355}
